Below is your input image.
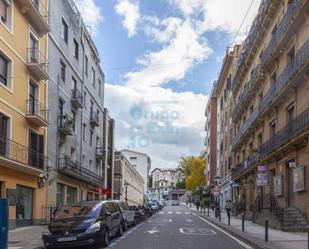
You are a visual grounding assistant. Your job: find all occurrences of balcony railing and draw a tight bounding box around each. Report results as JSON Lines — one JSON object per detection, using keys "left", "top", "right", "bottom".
{"left": 71, "top": 89, "right": 83, "bottom": 109}
{"left": 232, "top": 65, "right": 264, "bottom": 121}
{"left": 260, "top": 107, "right": 309, "bottom": 157}
{"left": 27, "top": 48, "right": 49, "bottom": 80}
{"left": 26, "top": 99, "right": 49, "bottom": 126}
{"left": 231, "top": 152, "right": 260, "bottom": 180}
{"left": 15, "top": 0, "right": 50, "bottom": 36}
{"left": 90, "top": 112, "right": 100, "bottom": 127}
{"left": 231, "top": 0, "right": 271, "bottom": 90}
{"left": 260, "top": 38, "right": 309, "bottom": 114}
{"left": 231, "top": 108, "right": 258, "bottom": 148}
{"left": 261, "top": 0, "right": 304, "bottom": 66}
{"left": 0, "top": 135, "right": 47, "bottom": 170}
{"left": 58, "top": 158, "right": 103, "bottom": 185}
{"left": 58, "top": 114, "right": 74, "bottom": 136}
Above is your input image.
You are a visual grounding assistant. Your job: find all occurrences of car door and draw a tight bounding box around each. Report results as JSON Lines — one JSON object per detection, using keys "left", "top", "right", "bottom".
{"left": 110, "top": 202, "right": 120, "bottom": 235}
{"left": 121, "top": 202, "right": 134, "bottom": 223}
{"left": 101, "top": 204, "right": 111, "bottom": 232}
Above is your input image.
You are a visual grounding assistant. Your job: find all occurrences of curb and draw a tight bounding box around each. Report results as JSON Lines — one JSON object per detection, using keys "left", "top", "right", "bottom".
{"left": 195, "top": 212, "right": 278, "bottom": 249}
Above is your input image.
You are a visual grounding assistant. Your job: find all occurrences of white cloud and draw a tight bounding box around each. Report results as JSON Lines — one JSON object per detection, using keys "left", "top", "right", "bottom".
{"left": 105, "top": 84, "right": 207, "bottom": 168}
{"left": 115, "top": 0, "right": 140, "bottom": 37}
{"left": 75, "top": 0, "right": 104, "bottom": 35}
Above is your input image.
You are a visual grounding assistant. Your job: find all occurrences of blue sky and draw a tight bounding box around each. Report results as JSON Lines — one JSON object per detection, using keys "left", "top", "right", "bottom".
{"left": 76, "top": 0, "right": 261, "bottom": 169}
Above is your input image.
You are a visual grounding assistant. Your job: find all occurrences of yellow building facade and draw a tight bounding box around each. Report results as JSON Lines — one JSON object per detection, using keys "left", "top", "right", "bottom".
{"left": 0, "top": 0, "right": 49, "bottom": 229}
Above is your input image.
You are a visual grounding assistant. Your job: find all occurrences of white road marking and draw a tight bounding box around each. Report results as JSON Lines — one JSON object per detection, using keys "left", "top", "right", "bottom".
{"left": 9, "top": 247, "right": 22, "bottom": 249}
{"left": 176, "top": 211, "right": 181, "bottom": 214}
{"left": 179, "top": 227, "right": 217, "bottom": 236}
{"left": 185, "top": 212, "right": 190, "bottom": 214}
{"left": 168, "top": 211, "right": 173, "bottom": 214}
{"left": 194, "top": 213, "right": 253, "bottom": 249}
{"left": 185, "top": 219, "right": 192, "bottom": 222}
{"left": 147, "top": 226, "right": 159, "bottom": 234}
{"left": 159, "top": 211, "right": 164, "bottom": 214}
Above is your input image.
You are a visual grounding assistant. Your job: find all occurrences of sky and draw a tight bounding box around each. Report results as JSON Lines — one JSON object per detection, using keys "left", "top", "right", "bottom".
{"left": 75, "top": 0, "right": 261, "bottom": 170}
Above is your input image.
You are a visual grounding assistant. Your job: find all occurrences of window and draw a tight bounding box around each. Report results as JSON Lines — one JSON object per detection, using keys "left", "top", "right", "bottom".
{"left": 83, "top": 123, "right": 86, "bottom": 141}
{"left": 83, "top": 91, "right": 87, "bottom": 107}
{"left": 61, "top": 18, "right": 68, "bottom": 43}
{"left": 91, "top": 67, "right": 95, "bottom": 87}
{"left": 73, "top": 38, "right": 79, "bottom": 60}
{"left": 0, "top": 53, "right": 8, "bottom": 86}
{"left": 0, "top": 112, "right": 9, "bottom": 156}
{"left": 89, "top": 160, "right": 93, "bottom": 171}
{"left": 257, "top": 133, "right": 263, "bottom": 149}
{"left": 287, "top": 46, "right": 295, "bottom": 63}
{"left": 28, "top": 130, "right": 44, "bottom": 167}
{"left": 98, "top": 79, "right": 102, "bottom": 97}
{"left": 28, "top": 81, "right": 38, "bottom": 114}
{"left": 0, "top": 0, "right": 8, "bottom": 24}
{"left": 89, "top": 129, "right": 93, "bottom": 146}
{"left": 85, "top": 55, "right": 88, "bottom": 76}
{"left": 29, "top": 34, "right": 38, "bottom": 62}
{"left": 287, "top": 104, "right": 295, "bottom": 123}
{"left": 56, "top": 183, "right": 65, "bottom": 206}
{"left": 60, "top": 60, "right": 66, "bottom": 82}
{"left": 271, "top": 71, "right": 276, "bottom": 84}
{"left": 270, "top": 120, "right": 276, "bottom": 137}
{"left": 66, "top": 186, "right": 77, "bottom": 204}
{"left": 72, "top": 110, "right": 76, "bottom": 132}
{"left": 71, "top": 76, "right": 77, "bottom": 90}
{"left": 130, "top": 156, "right": 137, "bottom": 160}
{"left": 96, "top": 136, "right": 100, "bottom": 148}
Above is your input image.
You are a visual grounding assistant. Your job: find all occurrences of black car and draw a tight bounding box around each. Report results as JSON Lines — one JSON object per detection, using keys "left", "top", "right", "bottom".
{"left": 142, "top": 207, "right": 153, "bottom": 218}
{"left": 42, "top": 201, "right": 123, "bottom": 248}
{"left": 129, "top": 206, "right": 145, "bottom": 223}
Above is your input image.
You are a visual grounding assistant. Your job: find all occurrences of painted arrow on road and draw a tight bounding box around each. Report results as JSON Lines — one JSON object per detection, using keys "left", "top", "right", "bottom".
{"left": 185, "top": 219, "right": 192, "bottom": 222}
{"left": 147, "top": 227, "right": 159, "bottom": 234}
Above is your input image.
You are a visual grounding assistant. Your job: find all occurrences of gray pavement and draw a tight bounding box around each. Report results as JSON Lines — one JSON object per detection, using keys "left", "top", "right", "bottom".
{"left": 106, "top": 204, "right": 249, "bottom": 249}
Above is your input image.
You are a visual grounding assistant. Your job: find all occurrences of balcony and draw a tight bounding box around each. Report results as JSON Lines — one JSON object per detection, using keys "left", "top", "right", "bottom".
{"left": 231, "top": 108, "right": 258, "bottom": 149}
{"left": 259, "top": 38, "right": 309, "bottom": 116}
{"left": 90, "top": 112, "right": 100, "bottom": 127}
{"left": 15, "top": 0, "right": 50, "bottom": 36}
{"left": 232, "top": 65, "right": 264, "bottom": 121}
{"left": 231, "top": 0, "right": 275, "bottom": 91}
{"left": 58, "top": 114, "right": 74, "bottom": 136}
{"left": 26, "top": 99, "right": 48, "bottom": 127}
{"left": 0, "top": 135, "right": 47, "bottom": 175}
{"left": 26, "top": 48, "right": 49, "bottom": 80}
{"left": 260, "top": 107, "right": 309, "bottom": 158}
{"left": 96, "top": 147, "right": 104, "bottom": 159}
{"left": 261, "top": 0, "right": 305, "bottom": 67}
{"left": 58, "top": 158, "right": 104, "bottom": 185}
{"left": 71, "top": 89, "right": 83, "bottom": 109}
{"left": 231, "top": 152, "right": 260, "bottom": 180}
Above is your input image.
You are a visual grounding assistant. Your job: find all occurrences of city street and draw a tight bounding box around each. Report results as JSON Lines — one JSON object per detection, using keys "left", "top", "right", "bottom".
{"left": 104, "top": 204, "right": 249, "bottom": 249}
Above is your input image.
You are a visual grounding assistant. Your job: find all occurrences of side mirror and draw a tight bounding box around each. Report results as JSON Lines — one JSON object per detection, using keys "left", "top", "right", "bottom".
{"left": 105, "top": 211, "right": 112, "bottom": 216}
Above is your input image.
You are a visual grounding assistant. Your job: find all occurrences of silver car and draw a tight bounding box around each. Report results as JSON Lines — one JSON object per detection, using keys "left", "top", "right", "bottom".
{"left": 115, "top": 201, "right": 136, "bottom": 230}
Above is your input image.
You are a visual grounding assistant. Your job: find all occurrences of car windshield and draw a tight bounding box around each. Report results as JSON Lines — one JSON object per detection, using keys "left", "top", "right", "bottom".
{"left": 53, "top": 203, "right": 101, "bottom": 220}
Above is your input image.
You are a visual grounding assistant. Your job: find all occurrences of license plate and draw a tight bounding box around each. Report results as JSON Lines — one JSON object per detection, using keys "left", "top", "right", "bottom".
{"left": 57, "top": 236, "right": 77, "bottom": 242}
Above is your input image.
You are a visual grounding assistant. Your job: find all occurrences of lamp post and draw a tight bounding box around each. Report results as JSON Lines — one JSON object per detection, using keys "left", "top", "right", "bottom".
{"left": 124, "top": 180, "right": 129, "bottom": 205}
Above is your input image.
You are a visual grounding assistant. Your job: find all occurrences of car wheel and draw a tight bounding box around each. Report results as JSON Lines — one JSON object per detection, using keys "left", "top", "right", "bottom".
{"left": 133, "top": 219, "right": 137, "bottom": 226}
{"left": 123, "top": 221, "right": 128, "bottom": 231}
{"left": 103, "top": 229, "right": 109, "bottom": 247}
{"left": 117, "top": 224, "right": 124, "bottom": 237}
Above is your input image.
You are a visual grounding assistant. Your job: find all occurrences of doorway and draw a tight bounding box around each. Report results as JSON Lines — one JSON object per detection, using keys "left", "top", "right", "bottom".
{"left": 16, "top": 185, "right": 33, "bottom": 227}
{"left": 288, "top": 167, "right": 295, "bottom": 207}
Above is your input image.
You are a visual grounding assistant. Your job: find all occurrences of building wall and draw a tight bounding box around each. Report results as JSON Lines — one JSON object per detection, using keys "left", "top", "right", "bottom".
{"left": 0, "top": 0, "right": 49, "bottom": 229}
{"left": 151, "top": 168, "right": 184, "bottom": 188}
{"left": 47, "top": 0, "right": 105, "bottom": 206}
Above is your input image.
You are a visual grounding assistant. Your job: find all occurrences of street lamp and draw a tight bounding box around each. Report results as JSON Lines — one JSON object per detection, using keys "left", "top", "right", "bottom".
{"left": 124, "top": 180, "right": 129, "bottom": 205}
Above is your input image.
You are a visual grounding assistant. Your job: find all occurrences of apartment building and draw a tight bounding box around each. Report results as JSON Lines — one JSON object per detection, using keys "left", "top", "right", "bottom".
{"left": 121, "top": 149, "right": 151, "bottom": 195}
{"left": 204, "top": 90, "right": 217, "bottom": 193}
{"left": 213, "top": 46, "right": 240, "bottom": 208}
{"left": 0, "top": 0, "right": 50, "bottom": 228}
{"left": 114, "top": 151, "right": 144, "bottom": 206}
{"left": 229, "top": 0, "right": 309, "bottom": 230}
{"left": 102, "top": 108, "right": 115, "bottom": 199}
{"left": 46, "top": 0, "right": 106, "bottom": 206}
{"left": 148, "top": 167, "right": 184, "bottom": 201}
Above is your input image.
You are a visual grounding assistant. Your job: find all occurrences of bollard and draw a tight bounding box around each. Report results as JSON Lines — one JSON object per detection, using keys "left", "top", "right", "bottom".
{"left": 307, "top": 231, "right": 309, "bottom": 249}
{"left": 203, "top": 207, "right": 205, "bottom": 215}
{"left": 242, "top": 215, "right": 245, "bottom": 232}
{"left": 265, "top": 219, "right": 269, "bottom": 242}
{"left": 207, "top": 207, "right": 210, "bottom": 217}
{"left": 228, "top": 214, "right": 230, "bottom": 226}
{"left": 0, "top": 199, "right": 9, "bottom": 249}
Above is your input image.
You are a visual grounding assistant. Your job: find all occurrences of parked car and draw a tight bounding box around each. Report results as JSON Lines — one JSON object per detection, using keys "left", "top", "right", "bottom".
{"left": 150, "top": 203, "right": 159, "bottom": 212}
{"left": 143, "top": 207, "right": 153, "bottom": 218}
{"left": 115, "top": 201, "right": 136, "bottom": 229}
{"left": 129, "top": 206, "right": 145, "bottom": 223}
{"left": 171, "top": 200, "right": 179, "bottom": 206}
{"left": 42, "top": 201, "right": 123, "bottom": 248}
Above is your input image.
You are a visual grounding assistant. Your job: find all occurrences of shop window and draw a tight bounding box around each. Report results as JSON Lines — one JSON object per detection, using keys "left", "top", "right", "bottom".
{"left": 56, "top": 183, "right": 65, "bottom": 206}
{"left": 66, "top": 186, "right": 77, "bottom": 204}
{"left": 16, "top": 185, "right": 33, "bottom": 227}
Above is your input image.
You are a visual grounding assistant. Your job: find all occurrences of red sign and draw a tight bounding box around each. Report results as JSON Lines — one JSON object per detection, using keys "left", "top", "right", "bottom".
{"left": 102, "top": 188, "right": 112, "bottom": 195}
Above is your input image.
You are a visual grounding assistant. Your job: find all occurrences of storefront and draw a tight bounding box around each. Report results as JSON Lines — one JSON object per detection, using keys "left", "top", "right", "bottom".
{"left": 16, "top": 185, "right": 33, "bottom": 227}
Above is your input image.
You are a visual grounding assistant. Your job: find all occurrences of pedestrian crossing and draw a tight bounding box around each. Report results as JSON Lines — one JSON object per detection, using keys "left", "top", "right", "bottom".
{"left": 158, "top": 211, "right": 191, "bottom": 215}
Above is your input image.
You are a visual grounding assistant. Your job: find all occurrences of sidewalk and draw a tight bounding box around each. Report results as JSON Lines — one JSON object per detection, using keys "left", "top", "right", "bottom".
{"left": 9, "top": 226, "right": 46, "bottom": 249}
{"left": 183, "top": 203, "right": 308, "bottom": 249}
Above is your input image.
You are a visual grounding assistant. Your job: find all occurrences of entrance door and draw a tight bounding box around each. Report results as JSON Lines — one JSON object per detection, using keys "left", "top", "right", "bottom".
{"left": 16, "top": 185, "right": 33, "bottom": 227}
{"left": 288, "top": 167, "right": 295, "bottom": 207}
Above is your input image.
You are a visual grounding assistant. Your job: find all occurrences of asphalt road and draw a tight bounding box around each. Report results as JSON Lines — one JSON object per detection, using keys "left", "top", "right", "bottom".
{"left": 104, "top": 204, "right": 249, "bottom": 249}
